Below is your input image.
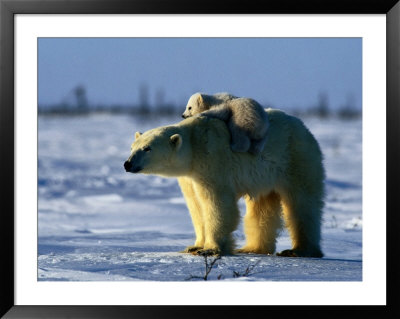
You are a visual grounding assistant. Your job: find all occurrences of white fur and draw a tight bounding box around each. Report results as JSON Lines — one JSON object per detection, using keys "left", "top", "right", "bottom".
{"left": 126, "top": 109, "right": 325, "bottom": 257}
{"left": 182, "top": 92, "right": 269, "bottom": 154}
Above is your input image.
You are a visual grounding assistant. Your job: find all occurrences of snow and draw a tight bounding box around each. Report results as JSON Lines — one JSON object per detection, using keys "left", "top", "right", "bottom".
{"left": 38, "top": 113, "right": 362, "bottom": 281}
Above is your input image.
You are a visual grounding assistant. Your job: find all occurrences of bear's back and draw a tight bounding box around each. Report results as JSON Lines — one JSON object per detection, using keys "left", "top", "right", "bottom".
{"left": 181, "top": 109, "right": 323, "bottom": 197}
{"left": 181, "top": 114, "right": 287, "bottom": 192}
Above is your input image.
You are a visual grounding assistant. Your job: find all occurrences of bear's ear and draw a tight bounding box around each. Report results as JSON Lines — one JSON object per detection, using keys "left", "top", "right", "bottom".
{"left": 170, "top": 134, "right": 182, "bottom": 150}
{"left": 135, "top": 131, "right": 142, "bottom": 140}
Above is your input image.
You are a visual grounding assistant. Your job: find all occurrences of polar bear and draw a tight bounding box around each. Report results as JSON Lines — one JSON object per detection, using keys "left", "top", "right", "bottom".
{"left": 182, "top": 92, "right": 269, "bottom": 155}
{"left": 124, "top": 109, "right": 325, "bottom": 257}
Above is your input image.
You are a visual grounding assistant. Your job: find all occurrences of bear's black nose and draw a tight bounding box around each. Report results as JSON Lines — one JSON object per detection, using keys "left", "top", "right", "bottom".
{"left": 182, "top": 114, "right": 186, "bottom": 119}
{"left": 124, "top": 161, "right": 132, "bottom": 172}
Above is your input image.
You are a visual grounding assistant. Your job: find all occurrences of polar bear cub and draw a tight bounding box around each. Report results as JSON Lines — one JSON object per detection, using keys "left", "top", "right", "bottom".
{"left": 182, "top": 92, "right": 269, "bottom": 155}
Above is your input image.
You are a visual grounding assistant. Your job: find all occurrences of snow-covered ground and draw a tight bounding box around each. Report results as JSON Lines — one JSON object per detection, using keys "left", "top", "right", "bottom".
{"left": 38, "top": 113, "right": 362, "bottom": 281}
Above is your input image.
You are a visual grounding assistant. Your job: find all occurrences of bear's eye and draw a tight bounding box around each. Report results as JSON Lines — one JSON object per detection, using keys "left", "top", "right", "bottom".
{"left": 143, "top": 146, "right": 152, "bottom": 152}
{"left": 188, "top": 106, "right": 192, "bottom": 110}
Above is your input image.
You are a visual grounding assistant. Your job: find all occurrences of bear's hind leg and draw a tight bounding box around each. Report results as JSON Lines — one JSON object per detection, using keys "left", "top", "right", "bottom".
{"left": 279, "top": 192, "right": 324, "bottom": 258}
{"left": 236, "top": 192, "right": 282, "bottom": 255}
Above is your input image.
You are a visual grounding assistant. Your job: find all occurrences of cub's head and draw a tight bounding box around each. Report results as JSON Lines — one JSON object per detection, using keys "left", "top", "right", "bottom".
{"left": 182, "top": 93, "right": 210, "bottom": 119}
{"left": 124, "top": 125, "right": 191, "bottom": 177}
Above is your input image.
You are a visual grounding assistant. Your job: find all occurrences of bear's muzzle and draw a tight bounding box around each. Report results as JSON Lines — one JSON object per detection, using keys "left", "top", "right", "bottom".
{"left": 124, "top": 160, "right": 142, "bottom": 173}
{"left": 124, "top": 160, "right": 132, "bottom": 172}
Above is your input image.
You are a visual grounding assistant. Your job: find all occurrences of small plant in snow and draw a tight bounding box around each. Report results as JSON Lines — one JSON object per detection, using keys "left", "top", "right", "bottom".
{"left": 185, "top": 255, "right": 262, "bottom": 281}
{"left": 232, "top": 260, "right": 261, "bottom": 278}
{"left": 186, "top": 255, "right": 222, "bottom": 281}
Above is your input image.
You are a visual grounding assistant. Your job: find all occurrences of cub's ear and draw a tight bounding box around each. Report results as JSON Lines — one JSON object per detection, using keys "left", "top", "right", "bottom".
{"left": 135, "top": 131, "right": 142, "bottom": 140}
{"left": 197, "top": 93, "right": 209, "bottom": 108}
{"left": 197, "top": 93, "right": 205, "bottom": 106}
{"left": 170, "top": 134, "right": 182, "bottom": 150}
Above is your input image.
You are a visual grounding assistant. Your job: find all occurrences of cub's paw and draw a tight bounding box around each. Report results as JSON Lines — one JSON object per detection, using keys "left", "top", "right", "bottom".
{"left": 196, "top": 248, "right": 221, "bottom": 257}
{"left": 180, "top": 246, "right": 203, "bottom": 254}
{"left": 248, "top": 146, "right": 262, "bottom": 156}
{"left": 230, "top": 143, "right": 250, "bottom": 153}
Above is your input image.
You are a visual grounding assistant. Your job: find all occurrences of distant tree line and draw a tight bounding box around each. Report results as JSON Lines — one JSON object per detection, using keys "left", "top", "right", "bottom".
{"left": 291, "top": 92, "right": 361, "bottom": 120}
{"left": 39, "top": 84, "right": 179, "bottom": 117}
{"left": 38, "top": 85, "right": 361, "bottom": 120}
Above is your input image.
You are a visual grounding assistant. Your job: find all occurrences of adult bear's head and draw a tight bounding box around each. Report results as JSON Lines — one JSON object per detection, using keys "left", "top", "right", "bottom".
{"left": 124, "top": 124, "right": 192, "bottom": 177}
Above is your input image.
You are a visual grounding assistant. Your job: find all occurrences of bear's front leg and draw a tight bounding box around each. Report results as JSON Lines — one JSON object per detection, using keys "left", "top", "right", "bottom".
{"left": 195, "top": 186, "right": 240, "bottom": 256}
{"left": 178, "top": 178, "right": 205, "bottom": 253}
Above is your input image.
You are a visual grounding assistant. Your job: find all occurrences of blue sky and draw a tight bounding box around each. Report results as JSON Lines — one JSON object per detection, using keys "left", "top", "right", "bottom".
{"left": 38, "top": 38, "right": 362, "bottom": 111}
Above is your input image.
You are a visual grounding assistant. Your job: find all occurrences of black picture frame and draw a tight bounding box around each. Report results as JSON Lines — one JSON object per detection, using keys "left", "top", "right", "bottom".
{"left": 1, "top": 0, "right": 399, "bottom": 318}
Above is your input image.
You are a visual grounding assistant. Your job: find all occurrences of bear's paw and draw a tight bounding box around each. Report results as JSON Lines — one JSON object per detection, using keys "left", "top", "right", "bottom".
{"left": 196, "top": 248, "right": 221, "bottom": 257}
{"left": 180, "top": 245, "right": 203, "bottom": 254}
{"left": 277, "top": 249, "right": 323, "bottom": 258}
{"left": 235, "top": 247, "right": 274, "bottom": 255}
